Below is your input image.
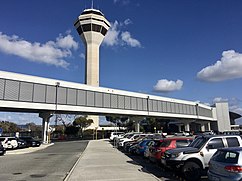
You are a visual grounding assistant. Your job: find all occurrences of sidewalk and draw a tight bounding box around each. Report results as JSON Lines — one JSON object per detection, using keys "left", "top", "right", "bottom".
{"left": 66, "top": 139, "right": 160, "bottom": 181}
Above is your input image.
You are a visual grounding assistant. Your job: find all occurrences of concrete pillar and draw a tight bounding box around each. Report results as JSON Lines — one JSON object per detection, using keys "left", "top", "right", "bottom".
{"left": 201, "top": 123, "right": 205, "bottom": 132}
{"left": 135, "top": 120, "right": 140, "bottom": 132}
{"left": 207, "top": 122, "right": 211, "bottom": 131}
{"left": 178, "top": 125, "right": 182, "bottom": 132}
{"left": 184, "top": 122, "right": 190, "bottom": 132}
{"left": 39, "top": 112, "right": 53, "bottom": 144}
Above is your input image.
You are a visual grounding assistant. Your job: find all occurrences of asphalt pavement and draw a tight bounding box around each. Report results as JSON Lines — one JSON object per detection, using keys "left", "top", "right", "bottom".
{"left": 65, "top": 139, "right": 160, "bottom": 181}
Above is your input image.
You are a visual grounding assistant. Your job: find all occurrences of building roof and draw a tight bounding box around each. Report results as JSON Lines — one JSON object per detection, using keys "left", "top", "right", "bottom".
{"left": 81, "top": 9, "right": 104, "bottom": 16}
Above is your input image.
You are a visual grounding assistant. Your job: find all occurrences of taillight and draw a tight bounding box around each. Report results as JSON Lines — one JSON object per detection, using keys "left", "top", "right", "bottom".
{"left": 224, "top": 166, "right": 242, "bottom": 173}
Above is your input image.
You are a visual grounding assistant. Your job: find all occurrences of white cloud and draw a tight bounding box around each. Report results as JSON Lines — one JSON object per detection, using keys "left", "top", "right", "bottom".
{"left": 197, "top": 50, "right": 242, "bottom": 82}
{"left": 124, "top": 19, "right": 132, "bottom": 26}
{"left": 103, "top": 20, "right": 141, "bottom": 48}
{"left": 56, "top": 34, "right": 78, "bottom": 50}
{"left": 213, "top": 97, "right": 242, "bottom": 115}
{"left": 121, "top": 31, "right": 141, "bottom": 47}
{"left": 103, "top": 21, "right": 120, "bottom": 46}
{"left": 213, "top": 97, "right": 229, "bottom": 103}
{"left": 80, "top": 53, "right": 85, "bottom": 59}
{"left": 153, "top": 79, "right": 183, "bottom": 92}
{"left": 113, "top": 0, "right": 130, "bottom": 5}
{"left": 0, "top": 32, "right": 79, "bottom": 68}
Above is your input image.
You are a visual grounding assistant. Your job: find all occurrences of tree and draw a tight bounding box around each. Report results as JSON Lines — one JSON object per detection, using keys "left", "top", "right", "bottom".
{"left": 26, "top": 122, "right": 42, "bottom": 132}
{"left": 0, "top": 121, "right": 19, "bottom": 134}
{"left": 64, "top": 125, "right": 79, "bottom": 136}
{"left": 105, "top": 115, "right": 128, "bottom": 128}
{"left": 73, "top": 116, "right": 93, "bottom": 138}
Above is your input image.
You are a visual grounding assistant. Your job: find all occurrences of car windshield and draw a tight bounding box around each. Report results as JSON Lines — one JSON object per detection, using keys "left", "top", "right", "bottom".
{"left": 189, "top": 137, "right": 208, "bottom": 149}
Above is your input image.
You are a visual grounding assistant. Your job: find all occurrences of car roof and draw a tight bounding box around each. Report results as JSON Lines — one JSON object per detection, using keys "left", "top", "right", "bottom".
{"left": 196, "top": 134, "right": 241, "bottom": 139}
{"left": 218, "top": 147, "right": 242, "bottom": 152}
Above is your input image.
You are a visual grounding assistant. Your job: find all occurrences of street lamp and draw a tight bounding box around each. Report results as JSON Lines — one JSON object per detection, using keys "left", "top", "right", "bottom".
{"left": 55, "top": 82, "right": 60, "bottom": 126}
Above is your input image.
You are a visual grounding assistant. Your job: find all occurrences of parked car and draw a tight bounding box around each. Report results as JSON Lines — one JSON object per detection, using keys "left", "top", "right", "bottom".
{"left": 0, "top": 142, "right": 6, "bottom": 156}
{"left": 208, "top": 147, "right": 242, "bottom": 181}
{"left": 174, "top": 131, "right": 191, "bottom": 136}
{"left": 118, "top": 133, "right": 142, "bottom": 148}
{"left": 144, "top": 140, "right": 156, "bottom": 158}
{"left": 15, "top": 137, "right": 28, "bottom": 149}
{"left": 162, "top": 135, "right": 242, "bottom": 181}
{"left": 0, "top": 137, "right": 18, "bottom": 149}
{"left": 19, "top": 136, "right": 41, "bottom": 147}
{"left": 144, "top": 139, "right": 166, "bottom": 160}
{"left": 149, "top": 137, "right": 193, "bottom": 163}
{"left": 109, "top": 132, "right": 125, "bottom": 141}
{"left": 136, "top": 139, "right": 152, "bottom": 156}
{"left": 124, "top": 135, "right": 147, "bottom": 152}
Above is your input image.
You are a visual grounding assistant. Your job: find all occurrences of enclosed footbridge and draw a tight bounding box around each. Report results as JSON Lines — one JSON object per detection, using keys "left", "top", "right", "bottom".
{"left": 0, "top": 70, "right": 215, "bottom": 121}
{"left": 1, "top": 70, "right": 227, "bottom": 143}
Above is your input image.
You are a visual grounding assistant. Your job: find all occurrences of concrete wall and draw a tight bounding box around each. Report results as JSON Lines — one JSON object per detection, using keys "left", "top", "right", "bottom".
{"left": 215, "top": 102, "right": 231, "bottom": 132}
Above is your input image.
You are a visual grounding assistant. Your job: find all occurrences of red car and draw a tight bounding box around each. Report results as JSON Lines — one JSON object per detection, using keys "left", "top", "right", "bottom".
{"left": 149, "top": 137, "right": 193, "bottom": 162}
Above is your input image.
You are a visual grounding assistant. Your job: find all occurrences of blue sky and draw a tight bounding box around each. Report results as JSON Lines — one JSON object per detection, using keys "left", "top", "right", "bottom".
{"left": 0, "top": 0, "right": 242, "bottom": 125}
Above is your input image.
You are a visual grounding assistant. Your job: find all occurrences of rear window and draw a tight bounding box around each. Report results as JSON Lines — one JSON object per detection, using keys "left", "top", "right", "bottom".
{"left": 212, "top": 150, "right": 239, "bottom": 164}
{"left": 226, "top": 137, "right": 240, "bottom": 147}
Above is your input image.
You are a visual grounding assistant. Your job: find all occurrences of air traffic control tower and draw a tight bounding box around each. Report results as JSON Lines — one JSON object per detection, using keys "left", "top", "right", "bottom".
{"left": 74, "top": 9, "right": 110, "bottom": 128}
{"left": 74, "top": 9, "right": 110, "bottom": 86}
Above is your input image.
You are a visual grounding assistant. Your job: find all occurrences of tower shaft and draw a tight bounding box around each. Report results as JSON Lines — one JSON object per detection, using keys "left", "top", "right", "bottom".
{"left": 85, "top": 43, "right": 99, "bottom": 86}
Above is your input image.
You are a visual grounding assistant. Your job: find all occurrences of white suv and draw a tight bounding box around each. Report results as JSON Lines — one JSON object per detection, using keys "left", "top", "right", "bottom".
{"left": 162, "top": 135, "right": 242, "bottom": 181}
{"left": 0, "top": 137, "right": 18, "bottom": 149}
{"left": 109, "top": 132, "right": 124, "bottom": 141}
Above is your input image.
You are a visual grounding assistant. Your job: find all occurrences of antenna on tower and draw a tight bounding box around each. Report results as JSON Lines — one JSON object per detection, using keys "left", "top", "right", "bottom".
{"left": 91, "top": 0, "right": 94, "bottom": 9}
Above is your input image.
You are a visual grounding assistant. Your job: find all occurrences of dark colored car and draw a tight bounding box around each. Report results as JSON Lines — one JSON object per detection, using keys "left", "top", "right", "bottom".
{"left": 136, "top": 139, "right": 152, "bottom": 156}
{"left": 15, "top": 137, "right": 28, "bottom": 149}
{"left": 19, "top": 136, "right": 41, "bottom": 147}
{"left": 208, "top": 147, "right": 242, "bottom": 181}
{"left": 149, "top": 137, "right": 193, "bottom": 162}
{"left": 0, "top": 142, "right": 6, "bottom": 156}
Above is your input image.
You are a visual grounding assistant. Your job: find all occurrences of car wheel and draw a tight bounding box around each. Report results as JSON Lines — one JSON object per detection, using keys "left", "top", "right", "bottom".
{"left": 182, "top": 161, "right": 201, "bottom": 181}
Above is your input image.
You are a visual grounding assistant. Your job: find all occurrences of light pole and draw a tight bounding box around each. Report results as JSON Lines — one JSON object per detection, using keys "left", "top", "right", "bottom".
{"left": 55, "top": 82, "right": 60, "bottom": 126}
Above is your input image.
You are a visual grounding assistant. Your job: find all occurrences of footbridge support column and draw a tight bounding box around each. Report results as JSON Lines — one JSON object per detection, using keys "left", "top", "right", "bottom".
{"left": 39, "top": 112, "right": 53, "bottom": 144}
{"left": 134, "top": 120, "right": 140, "bottom": 132}
{"left": 180, "top": 120, "right": 193, "bottom": 132}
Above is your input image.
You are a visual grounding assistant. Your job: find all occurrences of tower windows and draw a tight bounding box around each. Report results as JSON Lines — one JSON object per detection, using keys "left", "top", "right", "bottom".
{"left": 92, "top": 24, "right": 101, "bottom": 32}
{"left": 76, "top": 26, "right": 83, "bottom": 35}
{"left": 76, "top": 23, "right": 108, "bottom": 36}
{"left": 101, "top": 27, "right": 107, "bottom": 36}
{"left": 82, "top": 24, "right": 91, "bottom": 32}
